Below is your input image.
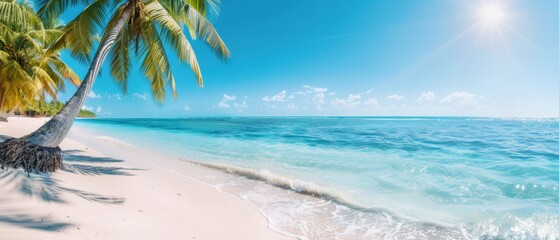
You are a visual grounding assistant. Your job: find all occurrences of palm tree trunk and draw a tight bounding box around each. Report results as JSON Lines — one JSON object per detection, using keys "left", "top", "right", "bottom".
{"left": 0, "top": 89, "right": 9, "bottom": 122}
{"left": 0, "top": 107, "right": 16, "bottom": 122}
{"left": 25, "top": 4, "right": 133, "bottom": 147}
{"left": 0, "top": 4, "right": 133, "bottom": 173}
{"left": 0, "top": 89, "right": 5, "bottom": 108}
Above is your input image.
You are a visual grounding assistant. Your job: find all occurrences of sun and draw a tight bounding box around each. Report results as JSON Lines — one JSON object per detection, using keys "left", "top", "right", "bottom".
{"left": 480, "top": 4, "right": 505, "bottom": 24}
{"left": 474, "top": 2, "right": 510, "bottom": 44}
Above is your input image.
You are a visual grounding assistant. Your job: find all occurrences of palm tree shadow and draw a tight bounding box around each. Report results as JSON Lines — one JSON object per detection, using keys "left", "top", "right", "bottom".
{"left": 0, "top": 198, "right": 70, "bottom": 232}
{"left": 0, "top": 169, "right": 126, "bottom": 205}
{"left": 64, "top": 164, "right": 138, "bottom": 176}
{"left": 0, "top": 172, "right": 81, "bottom": 232}
{"left": 63, "top": 151, "right": 124, "bottom": 163}
{"left": 0, "top": 134, "right": 12, "bottom": 141}
{"left": 0, "top": 145, "right": 143, "bottom": 232}
{"left": 0, "top": 214, "right": 70, "bottom": 231}
{"left": 0, "top": 150, "right": 143, "bottom": 204}
{"left": 62, "top": 151, "right": 141, "bottom": 176}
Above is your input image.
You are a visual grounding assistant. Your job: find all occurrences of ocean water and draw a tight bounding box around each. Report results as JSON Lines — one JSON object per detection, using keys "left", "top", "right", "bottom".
{"left": 76, "top": 117, "right": 559, "bottom": 239}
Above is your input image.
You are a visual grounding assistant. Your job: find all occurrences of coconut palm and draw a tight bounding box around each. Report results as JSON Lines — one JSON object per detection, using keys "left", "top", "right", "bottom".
{"left": 0, "top": 0, "right": 80, "bottom": 120}
{"left": 0, "top": 0, "right": 230, "bottom": 173}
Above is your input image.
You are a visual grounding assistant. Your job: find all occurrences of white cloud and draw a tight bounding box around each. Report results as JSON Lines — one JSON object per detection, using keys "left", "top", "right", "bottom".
{"left": 184, "top": 104, "right": 190, "bottom": 111}
{"left": 387, "top": 94, "right": 405, "bottom": 101}
{"left": 218, "top": 94, "right": 236, "bottom": 108}
{"left": 287, "top": 103, "right": 297, "bottom": 109}
{"left": 218, "top": 94, "right": 247, "bottom": 109}
{"left": 218, "top": 101, "right": 230, "bottom": 108}
{"left": 418, "top": 91, "right": 436, "bottom": 102}
{"left": 108, "top": 93, "right": 122, "bottom": 100}
{"left": 348, "top": 94, "right": 361, "bottom": 102}
{"left": 81, "top": 105, "right": 93, "bottom": 111}
{"left": 133, "top": 92, "right": 148, "bottom": 100}
{"left": 297, "top": 85, "right": 328, "bottom": 96}
{"left": 234, "top": 101, "right": 248, "bottom": 109}
{"left": 333, "top": 88, "right": 377, "bottom": 109}
{"left": 88, "top": 91, "right": 101, "bottom": 99}
{"left": 312, "top": 92, "right": 325, "bottom": 105}
{"left": 441, "top": 91, "right": 484, "bottom": 106}
{"left": 96, "top": 106, "right": 102, "bottom": 113}
{"left": 365, "top": 98, "right": 379, "bottom": 106}
{"left": 331, "top": 98, "right": 344, "bottom": 107}
{"left": 295, "top": 85, "right": 330, "bottom": 109}
{"left": 223, "top": 94, "right": 236, "bottom": 101}
{"left": 262, "top": 90, "right": 287, "bottom": 102}
{"left": 312, "top": 87, "right": 328, "bottom": 93}
{"left": 331, "top": 94, "right": 362, "bottom": 109}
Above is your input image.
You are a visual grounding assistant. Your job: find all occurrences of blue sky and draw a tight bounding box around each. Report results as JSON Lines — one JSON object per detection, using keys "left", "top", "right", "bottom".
{"left": 57, "top": 0, "right": 559, "bottom": 117}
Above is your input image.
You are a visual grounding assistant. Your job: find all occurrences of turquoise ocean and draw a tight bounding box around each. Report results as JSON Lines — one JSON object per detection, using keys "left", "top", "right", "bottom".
{"left": 76, "top": 117, "right": 559, "bottom": 239}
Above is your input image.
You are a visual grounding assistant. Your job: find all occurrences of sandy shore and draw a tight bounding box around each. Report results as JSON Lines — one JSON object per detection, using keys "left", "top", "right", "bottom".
{"left": 0, "top": 117, "right": 292, "bottom": 240}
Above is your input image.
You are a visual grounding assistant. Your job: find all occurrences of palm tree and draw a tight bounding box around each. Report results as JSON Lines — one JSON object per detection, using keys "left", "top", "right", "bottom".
{"left": 0, "top": 0, "right": 230, "bottom": 173}
{"left": 0, "top": 1, "right": 80, "bottom": 120}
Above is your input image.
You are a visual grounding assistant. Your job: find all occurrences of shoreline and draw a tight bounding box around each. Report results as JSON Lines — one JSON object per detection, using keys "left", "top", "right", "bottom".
{"left": 0, "top": 117, "right": 293, "bottom": 240}
{"left": 62, "top": 117, "right": 559, "bottom": 239}
{"left": 4, "top": 117, "right": 557, "bottom": 239}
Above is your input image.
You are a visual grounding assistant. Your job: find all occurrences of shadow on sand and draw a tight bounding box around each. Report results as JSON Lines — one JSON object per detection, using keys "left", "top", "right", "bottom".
{"left": 0, "top": 134, "right": 12, "bottom": 141}
{"left": 0, "top": 147, "right": 141, "bottom": 232}
{"left": 0, "top": 211, "right": 70, "bottom": 231}
{"left": 62, "top": 150, "right": 141, "bottom": 176}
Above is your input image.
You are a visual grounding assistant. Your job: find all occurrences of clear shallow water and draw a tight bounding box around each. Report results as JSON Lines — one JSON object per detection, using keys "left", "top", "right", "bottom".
{"left": 76, "top": 117, "right": 559, "bottom": 239}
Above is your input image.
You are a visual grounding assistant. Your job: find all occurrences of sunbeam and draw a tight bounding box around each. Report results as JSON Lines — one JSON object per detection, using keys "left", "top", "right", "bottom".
{"left": 385, "top": 22, "right": 482, "bottom": 83}
{"left": 502, "top": 22, "right": 556, "bottom": 61}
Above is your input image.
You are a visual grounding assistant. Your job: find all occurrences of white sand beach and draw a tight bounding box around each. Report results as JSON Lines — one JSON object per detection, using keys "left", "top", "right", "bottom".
{"left": 0, "top": 117, "right": 292, "bottom": 240}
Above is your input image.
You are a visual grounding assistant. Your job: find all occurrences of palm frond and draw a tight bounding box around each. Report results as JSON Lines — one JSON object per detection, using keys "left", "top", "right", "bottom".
{"left": 29, "top": 29, "right": 64, "bottom": 45}
{"left": 182, "top": 2, "right": 230, "bottom": 60}
{"left": 109, "top": 23, "right": 131, "bottom": 93}
{"left": 145, "top": 1, "right": 202, "bottom": 86}
{"left": 45, "top": 56, "right": 81, "bottom": 86}
{"left": 0, "top": 61, "right": 37, "bottom": 110}
{"left": 0, "top": 50, "right": 9, "bottom": 64}
{"left": 33, "top": 66, "right": 58, "bottom": 98}
{"left": 43, "top": 61, "right": 65, "bottom": 91}
{"left": 140, "top": 19, "right": 175, "bottom": 102}
{"left": 14, "top": 33, "right": 43, "bottom": 54}
{"left": 36, "top": 0, "right": 96, "bottom": 22}
{"left": 157, "top": 0, "right": 229, "bottom": 60}
{"left": 45, "top": 0, "right": 110, "bottom": 63}
{"left": 0, "top": 1, "right": 45, "bottom": 33}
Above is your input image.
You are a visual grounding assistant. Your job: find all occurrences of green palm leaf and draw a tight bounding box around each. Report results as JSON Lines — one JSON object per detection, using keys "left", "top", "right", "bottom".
{"left": 145, "top": 1, "right": 202, "bottom": 86}
{"left": 45, "top": 0, "right": 110, "bottom": 63}
{"left": 140, "top": 18, "right": 175, "bottom": 101}
{"left": 109, "top": 22, "right": 131, "bottom": 93}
